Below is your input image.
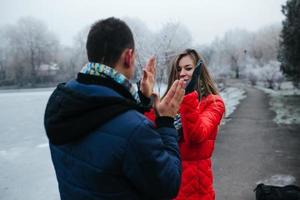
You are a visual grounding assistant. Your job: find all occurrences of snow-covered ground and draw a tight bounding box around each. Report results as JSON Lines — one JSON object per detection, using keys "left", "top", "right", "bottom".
{"left": 256, "top": 86, "right": 300, "bottom": 125}
{"left": 220, "top": 87, "right": 246, "bottom": 123}
{"left": 0, "top": 85, "right": 246, "bottom": 200}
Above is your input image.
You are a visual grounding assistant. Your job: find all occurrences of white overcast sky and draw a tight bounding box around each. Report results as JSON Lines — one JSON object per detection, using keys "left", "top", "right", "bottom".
{"left": 0, "top": 0, "right": 287, "bottom": 46}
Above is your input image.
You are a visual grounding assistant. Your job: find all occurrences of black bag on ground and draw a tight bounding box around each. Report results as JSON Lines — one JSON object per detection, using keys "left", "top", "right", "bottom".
{"left": 254, "top": 183, "right": 300, "bottom": 200}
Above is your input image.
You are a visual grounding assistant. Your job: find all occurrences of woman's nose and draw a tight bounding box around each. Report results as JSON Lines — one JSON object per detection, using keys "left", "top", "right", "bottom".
{"left": 180, "top": 69, "right": 187, "bottom": 77}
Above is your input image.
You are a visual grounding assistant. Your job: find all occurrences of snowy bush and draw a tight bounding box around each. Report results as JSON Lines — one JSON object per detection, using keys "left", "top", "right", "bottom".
{"left": 260, "top": 60, "right": 284, "bottom": 89}
{"left": 244, "top": 63, "right": 260, "bottom": 86}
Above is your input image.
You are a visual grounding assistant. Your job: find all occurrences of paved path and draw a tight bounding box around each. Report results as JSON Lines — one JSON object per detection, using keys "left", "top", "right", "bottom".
{"left": 213, "top": 84, "right": 300, "bottom": 200}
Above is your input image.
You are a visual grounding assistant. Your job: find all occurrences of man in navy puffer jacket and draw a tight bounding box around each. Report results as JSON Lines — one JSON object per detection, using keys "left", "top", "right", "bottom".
{"left": 44, "top": 17, "right": 185, "bottom": 200}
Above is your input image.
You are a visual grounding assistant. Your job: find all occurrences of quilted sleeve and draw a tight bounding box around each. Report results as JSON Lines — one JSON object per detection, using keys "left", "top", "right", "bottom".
{"left": 179, "top": 92, "right": 225, "bottom": 143}
{"left": 122, "top": 117, "right": 181, "bottom": 199}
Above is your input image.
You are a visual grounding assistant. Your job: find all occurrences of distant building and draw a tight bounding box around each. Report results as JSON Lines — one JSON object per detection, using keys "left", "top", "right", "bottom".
{"left": 37, "top": 63, "right": 59, "bottom": 76}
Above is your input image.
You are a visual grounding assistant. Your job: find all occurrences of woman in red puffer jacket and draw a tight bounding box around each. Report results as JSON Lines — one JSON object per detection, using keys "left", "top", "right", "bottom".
{"left": 145, "top": 49, "right": 225, "bottom": 200}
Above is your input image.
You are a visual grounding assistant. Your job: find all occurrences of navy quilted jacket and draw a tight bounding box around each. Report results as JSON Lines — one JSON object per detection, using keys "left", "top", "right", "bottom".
{"left": 44, "top": 75, "right": 181, "bottom": 200}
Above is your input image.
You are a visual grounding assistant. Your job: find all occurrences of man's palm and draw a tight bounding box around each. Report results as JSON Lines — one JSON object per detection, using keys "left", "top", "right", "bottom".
{"left": 140, "top": 56, "right": 156, "bottom": 97}
{"left": 154, "top": 80, "right": 185, "bottom": 118}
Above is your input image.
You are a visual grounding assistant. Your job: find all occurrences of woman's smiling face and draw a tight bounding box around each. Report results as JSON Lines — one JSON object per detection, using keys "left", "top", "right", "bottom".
{"left": 177, "top": 55, "right": 195, "bottom": 85}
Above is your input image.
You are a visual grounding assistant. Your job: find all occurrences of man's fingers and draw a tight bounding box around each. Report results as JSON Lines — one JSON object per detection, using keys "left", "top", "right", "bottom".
{"left": 145, "top": 56, "right": 156, "bottom": 74}
{"left": 143, "top": 69, "right": 148, "bottom": 80}
{"left": 145, "top": 56, "right": 154, "bottom": 70}
{"left": 150, "top": 56, "right": 156, "bottom": 75}
{"left": 156, "top": 80, "right": 185, "bottom": 118}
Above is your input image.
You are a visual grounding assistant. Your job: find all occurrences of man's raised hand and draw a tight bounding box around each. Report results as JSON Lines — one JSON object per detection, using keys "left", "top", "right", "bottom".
{"left": 140, "top": 56, "right": 156, "bottom": 98}
{"left": 154, "top": 80, "right": 185, "bottom": 118}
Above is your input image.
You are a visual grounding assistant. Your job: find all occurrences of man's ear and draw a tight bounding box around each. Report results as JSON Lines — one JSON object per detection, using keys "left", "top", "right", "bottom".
{"left": 124, "top": 49, "right": 134, "bottom": 68}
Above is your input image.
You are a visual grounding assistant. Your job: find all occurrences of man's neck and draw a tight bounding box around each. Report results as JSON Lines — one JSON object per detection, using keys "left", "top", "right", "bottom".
{"left": 114, "top": 63, "right": 131, "bottom": 80}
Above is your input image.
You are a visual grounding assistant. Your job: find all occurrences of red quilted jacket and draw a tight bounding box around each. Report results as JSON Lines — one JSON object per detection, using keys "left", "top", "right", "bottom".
{"left": 145, "top": 91, "right": 225, "bottom": 200}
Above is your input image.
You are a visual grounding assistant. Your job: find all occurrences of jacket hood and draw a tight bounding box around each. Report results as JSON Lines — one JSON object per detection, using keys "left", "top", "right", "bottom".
{"left": 44, "top": 83, "right": 141, "bottom": 145}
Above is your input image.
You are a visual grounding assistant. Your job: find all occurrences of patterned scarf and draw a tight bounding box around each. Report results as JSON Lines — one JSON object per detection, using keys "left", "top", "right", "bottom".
{"left": 174, "top": 114, "right": 182, "bottom": 130}
{"left": 80, "top": 62, "right": 140, "bottom": 103}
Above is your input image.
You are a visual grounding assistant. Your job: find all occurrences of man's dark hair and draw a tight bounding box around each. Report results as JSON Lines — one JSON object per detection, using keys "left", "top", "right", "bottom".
{"left": 86, "top": 17, "right": 135, "bottom": 67}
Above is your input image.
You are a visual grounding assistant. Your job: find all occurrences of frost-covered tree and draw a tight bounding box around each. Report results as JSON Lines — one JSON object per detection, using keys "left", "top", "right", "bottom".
{"left": 125, "top": 19, "right": 193, "bottom": 94}
{"left": 222, "top": 29, "right": 253, "bottom": 79}
{"left": 0, "top": 29, "right": 9, "bottom": 82}
{"left": 249, "top": 24, "right": 281, "bottom": 66}
{"left": 154, "top": 22, "right": 192, "bottom": 94}
{"left": 4, "top": 17, "right": 59, "bottom": 86}
{"left": 124, "top": 17, "right": 154, "bottom": 81}
{"left": 69, "top": 26, "right": 89, "bottom": 75}
{"left": 196, "top": 41, "right": 230, "bottom": 86}
{"left": 204, "top": 30, "right": 252, "bottom": 80}
{"left": 201, "top": 25, "right": 282, "bottom": 88}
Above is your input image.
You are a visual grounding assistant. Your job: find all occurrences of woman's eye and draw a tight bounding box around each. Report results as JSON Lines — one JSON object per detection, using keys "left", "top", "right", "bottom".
{"left": 186, "top": 67, "right": 193, "bottom": 71}
{"left": 177, "top": 67, "right": 182, "bottom": 72}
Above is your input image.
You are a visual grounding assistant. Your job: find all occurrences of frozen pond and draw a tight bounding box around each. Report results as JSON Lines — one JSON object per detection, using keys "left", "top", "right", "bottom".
{"left": 0, "top": 88, "right": 60, "bottom": 200}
